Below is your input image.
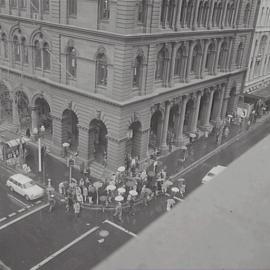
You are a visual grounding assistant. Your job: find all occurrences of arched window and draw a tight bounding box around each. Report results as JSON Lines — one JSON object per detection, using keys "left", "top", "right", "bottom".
{"left": 100, "top": 0, "right": 110, "bottom": 20}
{"left": 167, "top": 0, "right": 175, "bottom": 28}
{"left": 160, "top": 0, "right": 166, "bottom": 26}
{"left": 186, "top": 0, "right": 193, "bottom": 28}
{"left": 13, "top": 35, "right": 20, "bottom": 62}
{"left": 43, "top": 42, "right": 50, "bottom": 70}
{"left": 174, "top": 46, "right": 184, "bottom": 76}
{"left": 216, "top": 3, "right": 222, "bottom": 26}
{"left": 180, "top": 0, "right": 186, "bottom": 27}
{"left": 228, "top": 3, "right": 234, "bottom": 26}
{"left": 235, "top": 42, "right": 244, "bottom": 67}
{"left": 96, "top": 53, "right": 108, "bottom": 86}
{"left": 202, "top": 2, "right": 209, "bottom": 27}
{"left": 205, "top": 43, "right": 215, "bottom": 72}
{"left": 68, "top": 0, "right": 77, "bottom": 16}
{"left": 133, "top": 55, "right": 143, "bottom": 88}
{"left": 155, "top": 47, "right": 167, "bottom": 80}
{"left": 258, "top": 36, "right": 267, "bottom": 56}
{"left": 218, "top": 42, "right": 228, "bottom": 70}
{"left": 212, "top": 2, "right": 218, "bottom": 26}
{"left": 138, "top": 0, "right": 146, "bottom": 24}
{"left": 2, "top": 33, "right": 8, "bottom": 58}
{"left": 34, "top": 40, "right": 41, "bottom": 68}
{"left": 67, "top": 47, "right": 77, "bottom": 78}
{"left": 21, "top": 37, "right": 28, "bottom": 64}
{"left": 261, "top": 7, "right": 265, "bottom": 25}
{"left": 191, "top": 44, "right": 201, "bottom": 75}
{"left": 197, "top": 1, "right": 204, "bottom": 27}
{"left": 243, "top": 3, "right": 250, "bottom": 26}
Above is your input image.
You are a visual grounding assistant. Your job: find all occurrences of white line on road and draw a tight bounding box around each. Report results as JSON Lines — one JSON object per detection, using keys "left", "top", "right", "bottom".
{"left": 8, "top": 212, "right": 16, "bottom": 218}
{"left": 103, "top": 220, "right": 137, "bottom": 238}
{"left": 29, "top": 226, "right": 99, "bottom": 270}
{"left": 0, "top": 217, "right": 7, "bottom": 223}
{"left": 0, "top": 203, "right": 49, "bottom": 231}
{"left": 18, "top": 208, "right": 26, "bottom": 213}
{"left": 7, "top": 194, "right": 30, "bottom": 208}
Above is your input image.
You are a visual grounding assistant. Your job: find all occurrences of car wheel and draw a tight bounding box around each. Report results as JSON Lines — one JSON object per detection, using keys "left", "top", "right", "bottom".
{"left": 25, "top": 195, "right": 30, "bottom": 201}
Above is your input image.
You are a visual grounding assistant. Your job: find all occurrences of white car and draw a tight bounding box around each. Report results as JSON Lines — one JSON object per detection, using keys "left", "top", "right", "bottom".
{"left": 6, "top": 174, "right": 44, "bottom": 201}
{"left": 202, "top": 165, "right": 227, "bottom": 184}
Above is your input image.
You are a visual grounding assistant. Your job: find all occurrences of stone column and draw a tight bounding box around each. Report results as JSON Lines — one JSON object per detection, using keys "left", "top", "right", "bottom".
{"left": 192, "top": 0, "right": 200, "bottom": 30}
{"left": 175, "top": 96, "right": 188, "bottom": 146}
{"left": 175, "top": 0, "right": 183, "bottom": 30}
{"left": 160, "top": 101, "right": 171, "bottom": 154}
{"left": 182, "top": 2, "right": 187, "bottom": 28}
{"left": 221, "top": 0, "right": 228, "bottom": 28}
{"left": 202, "top": 89, "right": 214, "bottom": 128}
{"left": 213, "top": 39, "right": 222, "bottom": 75}
{"left": 221, "top": 97, "right": 229, "bottom": 119}
{"left": 226, "top": 37, "right": 234, "bottom": 72}
{"left": 200, "top": 39, "right": 210, "bottom": 79}
{"left": 207, "top": 0, "right": 214, "bottom": 29}
{"left": 168, "top": 42, "right": 177, "bottom": 87}
{"left": 232, "top": 0, "right": 240, "bottom": 28}
{"left": 215, "top": 85, "right": 226, "bottom": 123}
{"left": 190, "top": 92, "right": 202, "bottom": 133}
{"left": 31, "top": 106, "right": 39, "bottom": 132}
{"left": 186, "top": 41, "right": 195, "bottom": 83}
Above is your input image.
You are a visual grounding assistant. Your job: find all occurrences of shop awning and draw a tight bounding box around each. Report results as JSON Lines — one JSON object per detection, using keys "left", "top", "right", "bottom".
{"left": 244, "top": 86, "right": 270, "bottom": 101}
{"left": 6, "top": 137, "right": 30, "bottom": 148}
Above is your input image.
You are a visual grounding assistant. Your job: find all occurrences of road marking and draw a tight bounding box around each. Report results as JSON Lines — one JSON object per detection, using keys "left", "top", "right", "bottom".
{"left": 18, "top": 208, "right": 26, "bottom": 213}
{"left": 0, "top": 203, "right": 49, "bottom": 231}
{"left": 8, "top": 212, "right": 16, "bottom": 218}
{"left": 29, "top": 226, "right": 99, "bottom": 270}
{"left": 7, "top": 194, "right": 30, "bottom": 208}
{"left": 103, "top": 220, "right": 137, "bottom": 238}
{"left": 0, "top": 217, "right": 7, "bottom": 222}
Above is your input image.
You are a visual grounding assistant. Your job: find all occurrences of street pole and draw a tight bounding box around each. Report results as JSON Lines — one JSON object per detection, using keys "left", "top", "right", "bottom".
{"left": 69, "top": 164, "right": 72, "bottom": 185}
{"left": 38, "top": 137, "right": 41, "bottom": 173}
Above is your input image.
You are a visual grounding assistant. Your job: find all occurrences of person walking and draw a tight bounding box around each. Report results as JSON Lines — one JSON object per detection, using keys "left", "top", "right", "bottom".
{"left": 82, "top": 186, "right": 88, "bottom": 203}
{"left": 166, "top": 198, "right": 176, "bottom": 211}
{"left": 48, "top": 194, "right": 56, "bottom": 213}
{"left": 74, "top": 201, "right": 80, "bottom": 217}
{"left": 113, "top": 202, "right": 123, "bottom": 222}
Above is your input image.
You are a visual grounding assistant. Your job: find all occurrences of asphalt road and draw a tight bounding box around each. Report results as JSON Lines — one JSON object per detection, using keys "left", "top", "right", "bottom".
{"left": 0, "top": 117, "right": 269, "bottom": 270}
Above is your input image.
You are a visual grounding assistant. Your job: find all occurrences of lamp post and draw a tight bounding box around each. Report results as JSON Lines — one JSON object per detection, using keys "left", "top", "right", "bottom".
{"left": 33, "top": 125, "right": 46, "bottom": 184}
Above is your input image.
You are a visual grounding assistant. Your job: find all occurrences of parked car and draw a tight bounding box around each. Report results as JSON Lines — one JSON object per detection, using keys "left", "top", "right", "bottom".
{"left": 6, "top": 174, "right": 44, "bottom": 201}
{"left": 202, "top": 165, "right": 227, "bottom": 184}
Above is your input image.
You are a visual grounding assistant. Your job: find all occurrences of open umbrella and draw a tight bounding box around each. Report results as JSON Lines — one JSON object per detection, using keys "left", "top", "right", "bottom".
{"left": 115, "top": 195, "right": 124, "bottom": 202}
{"left": 143, "top": 187, "right": 152, "bottom": 195}
{"left": 129, "top": 190, "right": 138, "bottom": 196}
{"left": 147, "top": 171, "right": 155, "bottom": 177}
{"left": 180, "top": 145, "right": 187, "bottom": 150}
{"left": 171, "top": 187, "right": 180, "bottom": 193}
{"left": 117, "top": 187, "right": 126, "bottom": 194}
{"left": 117, "top": 166, "right": 125, "bottom": 172}
{"left": 93, "top": 181, "right": 103, "bottom": 205}
{"left": 163, "top": 180, "right": 173, "bottom": 187}
{"left": 189, "top": 133, "right": 196, "bottom": 138}
{"left": 126, "top": 180, "right": 136, "bottom": 188}
{"left": 106, "top": 184, "right": 116, "bottom": 191}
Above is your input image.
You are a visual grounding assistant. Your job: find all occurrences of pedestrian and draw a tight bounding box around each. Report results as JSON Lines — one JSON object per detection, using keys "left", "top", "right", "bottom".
{"left": 82, "top": 185, "right": 88, "bottom": 203}
{"left": 128, "top": 196, "right": 135, "bottom": 216}
{"left": 166, "top": 198, "right": 176, "bottom": 211}
{"left": 153, "top": 159, "right": 158, "bottom": 175}
{"left": 76, "top": 192, "right": 83, "bottom": 205}
{"left": 180, "top": 183, "right": 186, "bottom": 198}
{"left": 224, "top": 126, "right": 229, "bottom": 138}
{"left": 113, "top": 202, "right": 123, "bottom": 222}
{"left": 58, "top": 182, "right": 64, "bottom": 196}
{"left": 74, "top": 201, "right": 80, "bottom": 217}
{"left": 247, "top": 119, "right": 251, "bottom": 130}
{"left": 48, "top": 194, "right": 56, "bottom": 213}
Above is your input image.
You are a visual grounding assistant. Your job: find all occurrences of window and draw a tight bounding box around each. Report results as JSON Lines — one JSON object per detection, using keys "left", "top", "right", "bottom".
{"left": 212, "top": 2, "right": 218, "bottom": 26}
{"left": 174, "top": 47, "right": 184, "bottom": 76}
{"left": 10, "top": 0, "right": 17, "bottom": 8}
{"left": 202, "top": 2, "right": 209, "bottom": 27}
{"left": 19, "top": 0, "right": 26, "bottom": 8}
{"left": 1, "top": 33, "right": 8, "bottom": 59}
{"left": 236, "top": 42, "right": 244, "bottom": 67}
{"left": 186, "top": 0, "right": 193, "bottom": 27}
{"left": 228, "top": 4, "right": 234, "bottom": 26}
{"left": 43, "top": 42, "right": 50, "bottom": 70}
{"left": 68, "top": 0, "right": 77, "bottom": 16}
{"left": 133, "top": 55, "right": 143, "bottom": 88}
{"left": 180, "top": 0, "right": 186, "bottom": 26}
{"left": 34, "top": 40, "right": 41, "bottom": 68}
{"left": 191, "top": 44, "right": 201, "bottom": 75}
{"left": 216, "top": 3, "right": 222, "bottom": 26}
{"left": 138, "top": 0, "right": 146, "bottom": 24}
{"left": 197, "top": 1, "right": 203, "bottom": 26}
{"left": 43, "top": 0, "right": 49, "bottom": 12}
{"left": 167, "top": 0, "right": 175, "bottom": 28}
{"left": 155, "top": 47, "right": 167, "bottom": 80}
{"left": 243, "top": 3, "right": 250, "bottom": 25}
{"left": 67, "top": 47, "right": 77, "bottom": 78}
{"left": 31, "top": 0, "right": 39, "bottom": 12}
{"left": 100, "top": 0, "right": 110, "bottom": 20}
{"left": 160, "top": 0, "right": 166, "bottom": 26}
{"left": 205, "top": 44, "right": 214, "bottom": 70}
{"left": 21, "top": 37, "right": 28, "bottom": 64}
{"left": 13, "top": 35, "right": 20, "bottom": 62}
{"left": 218, "top": 42, "right": 228, "bottom": 69}
{"left": 96, "top": 53, "right": 107, "bottom": 86}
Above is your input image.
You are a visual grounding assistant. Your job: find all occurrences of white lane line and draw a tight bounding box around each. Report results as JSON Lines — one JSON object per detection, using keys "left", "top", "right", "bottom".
{"left": 8, "top": 212, "right": 16, "bottom": 218}
{"left": 0, "top": 217, "right": 7, "bottom": 222}
{"left": 7, "top": 194, "right": 30, "bottom": 208}
{"left": 18, "top": 208, "right": 26, "bottom": 213}
{"left": 103, "top": 220, "right": 137, "bottom": 238}
{"left": 30, "top": 226, "right": 99, "bottom": 270}
{"left": 0, "top": 203, "right": 49, "bottom": 231}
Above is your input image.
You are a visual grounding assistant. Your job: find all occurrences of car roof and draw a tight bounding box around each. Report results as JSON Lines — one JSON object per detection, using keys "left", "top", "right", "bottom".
{"left": 209, "top": 165, "right": 226, "bottom": 174}
{"left": 9, "top": 174, "right": 33, "bottom": 184}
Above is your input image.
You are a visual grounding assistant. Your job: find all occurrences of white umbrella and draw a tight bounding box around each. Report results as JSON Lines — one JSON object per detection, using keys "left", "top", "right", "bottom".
{"left": 163, "top": 180, "right": 173, "bottom": 187}
{"left": 106, "top": 184, "right": 116, "bottom": 191}
{"left": 189, "top": 133, "right": 196, "bottom": 138}
{"left": 171, "top": 187, "right": 180, "bottom": 193}
{"left": 117, "top": 166, "right": 125, "bottom": 172}
{"left": 180, "top": 145, "right": 187, "bottom": 150}
{"left": 129, "top": 190, "right": 138, "bottom": 196}
{"left": 115, "top": 195, "right": 124, "bottom": 202}
{"left": 118, "top": 187, "right": 126, "bottom": 194}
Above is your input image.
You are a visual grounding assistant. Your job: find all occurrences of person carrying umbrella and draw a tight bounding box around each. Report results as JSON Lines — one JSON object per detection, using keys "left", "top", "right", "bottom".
{"left": 113, "top": 202, "right": 123, "bottom": 222}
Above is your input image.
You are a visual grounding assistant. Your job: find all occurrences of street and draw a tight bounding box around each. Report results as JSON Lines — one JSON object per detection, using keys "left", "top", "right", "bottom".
{"left": 0, "top": 118, "right": 270, "bottom": 270}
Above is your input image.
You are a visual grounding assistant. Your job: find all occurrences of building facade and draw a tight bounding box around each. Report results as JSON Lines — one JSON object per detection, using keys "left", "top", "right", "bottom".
{"left": 0, "top": 0, "right": 256, "bottom": 173}
{"left": 245, "top": 0, "right": 270, "bottom": 94}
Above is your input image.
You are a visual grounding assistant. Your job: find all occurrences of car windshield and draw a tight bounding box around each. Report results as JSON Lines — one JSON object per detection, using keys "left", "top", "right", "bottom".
{"left": 207, "top": 172, "right": 215, "bottom": 177}
{"left": 23, "top": 181, "right": 35, "bottom": 189}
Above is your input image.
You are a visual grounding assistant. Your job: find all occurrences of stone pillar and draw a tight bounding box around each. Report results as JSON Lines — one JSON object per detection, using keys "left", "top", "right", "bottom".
{"left": 221, "top": 0, "right": 228, "bottom": 28}
{"left": 232, "top": 0, "right": 240, "bottom": 28}
{"left": 221, "top": 97, "right": 229, "bottom": 119}
{"left": 214, "top": 39, "right": 222, "bottom": 75}
{"left": 202, "top": 89, "right": 214, "bottom": 128}
{"left": 215, "top": 85, "right": 226, "bottom": 123}
{"left": 160, "top": 101, "right": 171, "bottom": 154}
{"left": 190, "top": 92, "right": 202, "bottom": 133}
{"left": 175, "top": 96, "right": 188, "bottom": 146}
{"left": 168, "top": 42, "right": 177, "bottom": 87}
{"left": 226, "top": 37, "right": 234, "bottom": 72}
{"left": 200, "top": 39, "right": 210, "bottom": 79}
{"left": 192, "top": 0, "right": 200, "bottom": 30}
{"left": 31, "top": 106, "right": 39, "bottom": 131}
{"left": 182, "top": 2, "right": 187, "bottom": 28}
{"left": 186, "top": 41, "right": 195, "bottom": 83}
{"left": 175, "top": 0, "right": 183, "bottom": 30}
{"left": 207, "top": 0, "right": 214, "bottom": 29}
{"left": 78, "top": 126, "right": 88, "bottom": 161}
